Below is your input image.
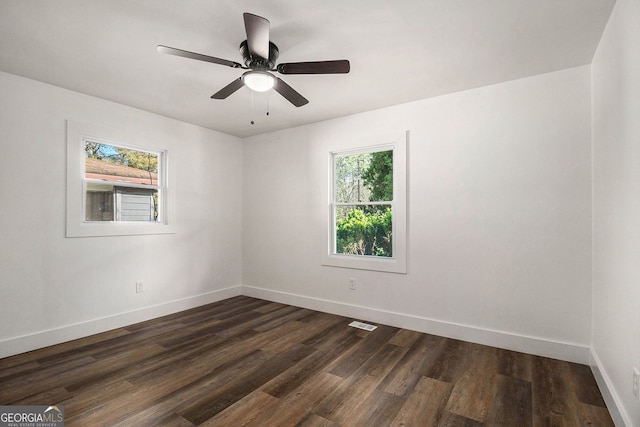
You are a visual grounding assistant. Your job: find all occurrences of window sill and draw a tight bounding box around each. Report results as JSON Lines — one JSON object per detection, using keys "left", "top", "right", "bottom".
{"left": 322, "top": 253, "right": 407, "bottom": 274}
{"left": 66, "top": 221, "right": 175, "bottom": 238}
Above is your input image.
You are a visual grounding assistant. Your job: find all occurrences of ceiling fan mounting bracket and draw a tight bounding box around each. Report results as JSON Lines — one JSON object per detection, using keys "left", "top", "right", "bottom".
{"left": 240, "top": 40, "right": 279, "bottom": 71}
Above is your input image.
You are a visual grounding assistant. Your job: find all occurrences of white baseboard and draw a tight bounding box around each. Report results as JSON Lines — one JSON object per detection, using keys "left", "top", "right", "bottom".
{"left": 0, "top": 284, "right": 592, "bottom": 366}
{"left": 0, "top": 286, "right": 242, "bottom": 359}
{"left": 590, "top": 348, "right": 633, "bottom": 427}
{"left": 241, "top": 285, "right": 591, "bottom": 364}
{"left": 4, "top": 285, "right": 626, "bottom": 423}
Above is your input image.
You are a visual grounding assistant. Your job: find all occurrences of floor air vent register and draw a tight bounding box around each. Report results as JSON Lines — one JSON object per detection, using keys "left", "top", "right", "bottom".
{"left": 348, "top": 321, "right": 377, "bottom": 331}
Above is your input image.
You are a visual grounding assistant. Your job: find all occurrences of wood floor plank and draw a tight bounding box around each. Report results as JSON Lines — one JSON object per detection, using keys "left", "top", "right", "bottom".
{"left": 313, "top": 343, "right": 408, "bottom": 424}
{"left": 0, "top": 360, "right": 42, "bottom": 379}
{"left": 148, "top": 413, "right": 196, "bottom": 427}
{"left": 11, "top": 386, "right": 74, "bottom": 407}
{"left": 199, "top": 390, "right": 281, "bottom": 426}
{"left": 121, "top": 334, "right": 231, "bottom": 385}
{"left": 64, "top": 383, "right": 161, "bottom": 426}
{"left": 379, "top": 333, "right": 448, "bottom": 397}
{"left": 341, "top": 388, "right": 406, "bottom": 426}
{"left": 390, "top": 375, "right": 452, "bottom": 427}
{"left": 439, "top": 411, "right": 485, "bottom": 427}
{"left": 531, "top": 357, "right": 581, "bottom": 426}
{"left": 260, "top": 315, "right": 344, "bottom": 355}
{"left": 281, "top": 371, "right": 344, "bottom": 412}
{"left": 179, "top": 343, "right": 316, "bottom": 425}
{"left": 496, "top": 347, "right": 534, "bottom": 382}
{"left": 0, "top": 355, "right": 96, "bottom": 404}
{"left": 327, "top": 324, "right": 399, "bottom": 378}
{"left": 423, "top": 337, "right": 475, "bottom": 383}
{"left": 300, "top": 319, "right": 359, "bottom": 349}
{"left": 152, "top": 319, "right": 225, "bottom": 350}
{"left": 252, "top": 306, "right": 314, "bottom": 332}
{"left": 107, "top": 350, "right": 271, "bottom": 426}
{"left": 65, "top": 351, "right": 253, "bottom": 427}
{"left": 388, "top": 328, "right": 423, "bottom": 348}
{"left": 176, "top": 297, "right": 268, "bottom": 325}
{"left": 253, "top": 301, "right": 288, "bottom": 314}
{"left": 38, "top": 321, "right": 177, "bottom": 366}
{"left": 0, "top": 327, "right": 130, "bottom": 369}
{"left": 0, "top": 353, "right": 94, "bottom": 388}
{"left": 64, "top": 343, "right": 167, "bottom": 392}
{"left": 444, "top": 344, "right": 499, "bottom": 423}
{"left": 216, "top": 304, "right": 305, "bottom": 338}
{"left": 60, "top": 380, "right": 136, "bottom": 420}
{"left": 485, "top": 374, "right": 533, "bottom": 427}
{"left": 575, "top": 402, "right": 616, "bottom": 427}
{"left": 243, "top": 395, "right": 311, "bottom": 427}
{"left": 261, "top": 329, "right": 361, "bottom": 399}
{"left": 568, "top": 362, "right": 608, "bottom": 407}
{"left": 0, "top": 296, "right": 615, "bottom": 426}
{"left": 295, "top": 412, "right": 341, "bottom": 427}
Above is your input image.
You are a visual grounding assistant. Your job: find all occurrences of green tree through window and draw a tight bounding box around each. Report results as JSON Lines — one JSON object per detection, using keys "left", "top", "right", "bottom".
{"left": 334, "top": 149, "right": 393, "bottom": 257}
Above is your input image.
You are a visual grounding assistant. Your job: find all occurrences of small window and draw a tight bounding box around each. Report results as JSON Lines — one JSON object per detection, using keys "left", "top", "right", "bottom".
{"left": 83, "top": 141, "right": 162, "bottom": 223}
{"left": 324, "top": 132, "right": 407, "bottom": 273}
{"left": 66, "top": 120, "right": 174, "bottom": 237}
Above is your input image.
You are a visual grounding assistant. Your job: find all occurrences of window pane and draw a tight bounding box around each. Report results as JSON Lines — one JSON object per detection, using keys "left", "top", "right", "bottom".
{"left": 84, "top": 142, "right": 159, "bottom": 185}
{"left": 335, "top": 205, "right": 392, "bottom": 257}
{"left": 335, "top": 150, "right": 393, "bottom": 203}
{"left": 85, "top": 184, "right": 114, "bottom": 221}
{"left": 83, "top": 141, "right": 161, "bottom": 223}
{"left": 335, "top": 152, "right": 371, "bottom": 203}
{"left": 85, "top": 182, "right": 159, "bottom": 222}
{"left": 116, "top": 188, "right": 159, "bottom": 221}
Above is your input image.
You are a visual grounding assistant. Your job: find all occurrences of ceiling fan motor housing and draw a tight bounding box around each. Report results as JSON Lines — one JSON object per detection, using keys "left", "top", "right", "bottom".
{"left": 240, "top": 40, "right": 279, "bottom": 70}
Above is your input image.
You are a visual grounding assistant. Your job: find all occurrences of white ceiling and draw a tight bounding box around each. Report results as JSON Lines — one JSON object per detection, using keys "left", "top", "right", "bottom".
{"left": 0, "top": 0, "right": 615, "bottom": 138}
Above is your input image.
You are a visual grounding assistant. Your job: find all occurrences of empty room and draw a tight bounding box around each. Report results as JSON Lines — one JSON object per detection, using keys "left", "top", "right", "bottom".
{"left": 0, "top": 0, "right": 638, "bottom": 426}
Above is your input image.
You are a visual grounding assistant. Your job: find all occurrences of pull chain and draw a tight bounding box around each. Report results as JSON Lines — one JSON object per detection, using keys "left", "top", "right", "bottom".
{"left": 250, "top": 92, "right": 271, "bottom": 125}
{"left": 266, "top": 92, "right": 270, "bottom": 117}
{"left": 250, "top": 90, "right": 255, "bottom": 125}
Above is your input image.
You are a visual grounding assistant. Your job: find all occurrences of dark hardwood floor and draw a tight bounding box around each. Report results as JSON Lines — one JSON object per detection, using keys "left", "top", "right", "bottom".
{"left": 0, "top": 296, "right": 614, "bottom": 426}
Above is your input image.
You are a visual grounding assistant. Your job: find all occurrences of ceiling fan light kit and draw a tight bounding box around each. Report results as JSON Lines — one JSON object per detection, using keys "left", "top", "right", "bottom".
{"left": 158, "top": 12, "right": 350, "bottom": 107}
{"left": 242, "top": 71, "right": 275, "bottom": 92}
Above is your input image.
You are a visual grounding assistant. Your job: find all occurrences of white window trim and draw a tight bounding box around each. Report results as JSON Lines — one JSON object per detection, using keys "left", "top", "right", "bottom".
{"left": 66, "top": 120, "right": 176, "bottom": 237}
{"left": 323, "top": 130, "right": 408, "bottom": 274}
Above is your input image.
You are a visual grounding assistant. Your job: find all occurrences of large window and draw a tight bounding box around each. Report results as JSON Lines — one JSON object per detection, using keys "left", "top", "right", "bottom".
{"left": 66, "top": 120, "right": 174, "bottom": 237}
{"left": 333, "top": 148, "right": 394, "bottom": 257}
{"left": 325, "top": 132, "right": 407, "bottom": 273}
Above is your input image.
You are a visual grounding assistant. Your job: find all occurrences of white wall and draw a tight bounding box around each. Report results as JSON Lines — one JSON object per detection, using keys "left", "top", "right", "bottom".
{"left": 243, "top": 65, "right": 593, "bottom": 363}
{"left": 0, "top": 25, "right": 630, "bottom": 419}
{"left": 0, "top": 71, "right": 243, "bottom": 358}
{"left": 592, "top": 0, "right": 640, "bottom": 424}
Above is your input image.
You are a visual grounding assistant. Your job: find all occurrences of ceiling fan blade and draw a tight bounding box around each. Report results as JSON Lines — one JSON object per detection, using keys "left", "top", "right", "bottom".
{"left": 277, "top": 60, "right": 350, "bottom": 75}
{"left": 157, "top": 45, "right": 243, "bottom": 68}
{"left": 243, "top": 13, "right": 270, "bottom": 60}
{"left": 273, "top": 77, "right": 309, "bottom": 107}
{"left": 211, "top": 78, "right": 245, "bottom": 99}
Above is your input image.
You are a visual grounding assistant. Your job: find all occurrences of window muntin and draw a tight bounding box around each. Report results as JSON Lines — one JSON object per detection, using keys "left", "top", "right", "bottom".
{"left": 323, "top": 131, "right": 407, "bottom": 274}
{"left": 332, "top": 148, "right": 394, "bottom": 258}
{"left": 83, "top": 140, "right": 163, "bottom": 223}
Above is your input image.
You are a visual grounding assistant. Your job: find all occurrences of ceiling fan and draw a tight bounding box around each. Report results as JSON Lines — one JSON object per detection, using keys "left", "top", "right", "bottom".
{"left": 157, "top": 12, "right": 350, "bottom": 107}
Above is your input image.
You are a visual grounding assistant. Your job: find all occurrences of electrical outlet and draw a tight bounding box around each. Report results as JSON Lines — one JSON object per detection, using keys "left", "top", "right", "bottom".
{"left": 633, "top": 368, "right": 640, "bottom": 401}
{"left": 348, "top": 278, "right": 357, "bottom": 290}
{"left": 136, "top": 281, "right": 144, "bottom": 293}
